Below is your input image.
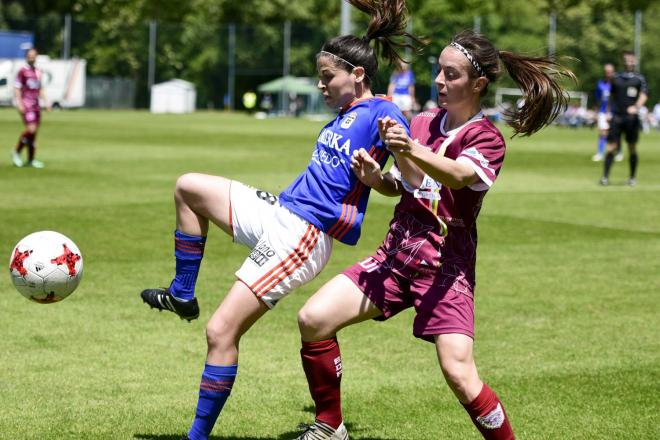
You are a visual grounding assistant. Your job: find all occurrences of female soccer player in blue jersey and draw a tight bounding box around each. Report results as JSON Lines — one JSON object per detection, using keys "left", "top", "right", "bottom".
{"left": 139, "top": 1, "right": 424, "bottom": 439}
{"left": 295, "top": 30, "right": 575, "bottom": 440}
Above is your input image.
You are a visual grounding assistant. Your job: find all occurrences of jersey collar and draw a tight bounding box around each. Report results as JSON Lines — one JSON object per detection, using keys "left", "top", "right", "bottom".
{"left": 439, "top": 109, "right": 485, "bottom": 137}
{"left": 340, "top": 95, "right": 392, "bottom": 114}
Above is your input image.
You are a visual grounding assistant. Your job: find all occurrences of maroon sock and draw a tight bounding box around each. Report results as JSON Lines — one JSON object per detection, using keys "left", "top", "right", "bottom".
{"left": 16, "top": 130, "right": 30, "bottom": 152}
{"left": 27, "top": 133, "right": 36, "bottom": 162}
{"left": 300, "top": 337, "right": 343, "bottom": 429}
{"left": 462, "top": 383, "right": 515, "bottom": 440}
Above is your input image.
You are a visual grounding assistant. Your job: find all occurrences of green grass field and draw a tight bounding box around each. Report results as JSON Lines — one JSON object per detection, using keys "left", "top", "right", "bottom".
{"left": 1, "top": 108, "right": 659, "bottom": 439}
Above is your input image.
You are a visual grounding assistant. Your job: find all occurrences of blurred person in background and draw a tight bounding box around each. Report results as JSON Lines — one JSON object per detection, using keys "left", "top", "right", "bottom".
{"left": 592, "top": 63, "right": 614, "bottom": 161}
{"left": 388, "top": 58, "right": 416, "bottom": 120}
{"left": 600, "top": 50, "right": 647, "bottom": 186}
{"left": 12, "top": 48, "right": 50, "bottom": 168}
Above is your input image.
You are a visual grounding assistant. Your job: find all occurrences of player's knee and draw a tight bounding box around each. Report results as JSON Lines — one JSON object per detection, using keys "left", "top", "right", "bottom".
{"left": 175, "top": 173, "right": 199, "bottom": 196}
{"left": 440, "top": 357, "right": 479, "bottom": 398}
{"left": 205, "top": 318, "right": 236, "bottom": 352}
{"left": 297, "top": 304, "right": 329, "bottom": 335}
{"left": 174, "top": 173, "right": 206, "bottom": 206}
{"left": 441, "top": 361, "right": 468, "bottom": 387}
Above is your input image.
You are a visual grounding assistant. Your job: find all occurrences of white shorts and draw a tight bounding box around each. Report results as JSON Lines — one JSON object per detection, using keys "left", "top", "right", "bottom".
{"left": 597, "top": 112, "right": 610, "bottom": 131}
{"left": 230, "top": 181, "right": 333, "bottom": 308}
{"left": 392, "top": 94, "right": 413, "bottom": 112}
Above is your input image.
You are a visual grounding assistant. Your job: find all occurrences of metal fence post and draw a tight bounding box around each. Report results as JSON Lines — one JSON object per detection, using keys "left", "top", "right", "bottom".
{"left": 282, "top": 20, "right": 291, "bottom": 114}
{"left": 148, "top": 19, "right": 157, "bottom": 95}
{"left": 228, "top": 23, "right": 236, "bottom": 110}
{"left": 62, "top": 13, "right": 71, "bottom": 59}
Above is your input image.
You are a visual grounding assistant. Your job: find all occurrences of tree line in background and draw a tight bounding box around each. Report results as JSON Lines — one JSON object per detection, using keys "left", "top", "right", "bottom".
{"left": 1, "top": 0, "right": 658, "bottom": 109}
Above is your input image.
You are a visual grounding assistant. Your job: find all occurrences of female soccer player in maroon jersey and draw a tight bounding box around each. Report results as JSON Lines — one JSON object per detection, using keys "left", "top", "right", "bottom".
{"left": 295, "top": 30, "right": 575, "bottom": 440}
{"left": 13, "top": 48, "right": 50, "bottom": 168}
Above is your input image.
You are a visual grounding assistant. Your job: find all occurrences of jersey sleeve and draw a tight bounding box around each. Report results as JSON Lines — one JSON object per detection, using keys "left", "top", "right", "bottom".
{"left": 594, "top": 84, "right": 602, "bottom": 103}
{"left": 455, "top": 127, "right": 505, "bottom": 191}
{"left": 376, "top": 100, "right": 410, "bottom": 135}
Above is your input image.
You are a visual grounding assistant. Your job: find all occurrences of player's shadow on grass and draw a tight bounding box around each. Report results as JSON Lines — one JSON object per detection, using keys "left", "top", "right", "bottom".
{"left": 135, "top": 406, "right": 398, "bottom": 439}
{"left": 135, "top": 422, "right": 398, "bottom": 440}
{"left": 135, "top": 432, "right": 397, "bottom": 440}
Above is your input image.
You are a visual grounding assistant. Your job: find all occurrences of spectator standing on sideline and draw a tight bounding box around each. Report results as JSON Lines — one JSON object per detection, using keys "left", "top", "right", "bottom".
{"left": 592, "top": 63, "right": 614, "bottom": 161}
{"left": 600, "top": 50, "right": 647, "bottom": 186}
{"left": 388, "top": 59, "right": 416, "bottom": 120}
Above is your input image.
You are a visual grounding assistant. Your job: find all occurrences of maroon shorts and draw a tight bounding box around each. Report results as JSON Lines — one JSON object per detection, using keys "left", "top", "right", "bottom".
{"left": 343, "top": 256, "right": 475, "bottom": 342}
{"left": 22, "top": 110, "right": 40, "bottom": 125}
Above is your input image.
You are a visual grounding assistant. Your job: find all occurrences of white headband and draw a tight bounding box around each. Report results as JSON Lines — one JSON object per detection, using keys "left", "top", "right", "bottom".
{"left": 318, "top": 50, "right": 357, "bottom": 70}
{"left": 450, "top": 42, "right": 484, "bottom": 76}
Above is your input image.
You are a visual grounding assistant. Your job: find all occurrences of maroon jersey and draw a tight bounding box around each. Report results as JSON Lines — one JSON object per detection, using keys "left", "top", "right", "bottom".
{"left": 15, "top": 65, "right": 43, "bottom": 112}
{"left": 376, "top": 108, "right": 505, "bottom": 291}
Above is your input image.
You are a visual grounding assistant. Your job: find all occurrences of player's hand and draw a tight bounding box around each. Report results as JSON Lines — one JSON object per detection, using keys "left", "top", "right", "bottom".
{"left": 383, "top": 122, "right": 413, "bottom": 154}
{"left": 378, "top": 117, "right": 399, "bottom": 142}
{"left": 350, "top": 148, "right": 383, "bottom": 188}
{"left": 627, "top": 105, "right": 639, "bottom": 115}
{"left": 17, "top": 104, "right": 25, "bottom": 114}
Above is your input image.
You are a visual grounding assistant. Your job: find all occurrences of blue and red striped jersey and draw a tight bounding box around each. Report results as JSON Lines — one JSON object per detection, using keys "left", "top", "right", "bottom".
{"left": 280, "top": 96, "right": 408, "bottom": 245}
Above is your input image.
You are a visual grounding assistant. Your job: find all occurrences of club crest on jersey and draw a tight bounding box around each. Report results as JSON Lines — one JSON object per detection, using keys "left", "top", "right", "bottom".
{"left": 340, "top": 111, "right": 358, "bottom": 129}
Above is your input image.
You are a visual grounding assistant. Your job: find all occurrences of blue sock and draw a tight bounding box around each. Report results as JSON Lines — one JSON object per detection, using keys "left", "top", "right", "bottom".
{"left": 169, "top": 230, "right": 206, "bottom": 301}
{"left": 188, "top": 364, "right": 237, "bottom": 440}
{"left": 597, "top": 136, "right": 606, "bottom": 155}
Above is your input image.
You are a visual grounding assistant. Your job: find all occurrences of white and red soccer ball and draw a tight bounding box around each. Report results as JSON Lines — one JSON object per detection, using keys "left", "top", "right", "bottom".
{"left": 8, "top": 231, "right": 83, "bottom": 303}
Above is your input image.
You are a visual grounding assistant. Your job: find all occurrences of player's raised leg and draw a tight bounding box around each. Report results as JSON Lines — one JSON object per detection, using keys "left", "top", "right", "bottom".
{"left": 141, "top": 173, "right": 233, "bottom": 320}
{"left": 295, "top": 274, "right": 382, "bottom": 440}
{"left": 436, "top": 334, "right": 514, "bottom": 440}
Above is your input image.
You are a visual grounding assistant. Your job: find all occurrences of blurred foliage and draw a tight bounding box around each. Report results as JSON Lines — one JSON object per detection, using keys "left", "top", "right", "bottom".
{"left": 1, "top": 0, "right": 658, "bottom": 107}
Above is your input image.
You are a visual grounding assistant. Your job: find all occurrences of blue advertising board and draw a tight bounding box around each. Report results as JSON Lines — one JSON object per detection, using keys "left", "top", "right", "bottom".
{"left": 0, "top": 31, "right": 34, "bottom": 58}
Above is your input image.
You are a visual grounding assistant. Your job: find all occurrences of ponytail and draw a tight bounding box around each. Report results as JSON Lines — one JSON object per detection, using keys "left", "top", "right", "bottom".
{"left": 349, "top": 0, "right": 426, "bottom": 65}
{"left": 320, "top": 0, "right": 426, "bottom": 84}
{"left": 451, "top": 29, "right": 575, "bottom": 137}
{"left": 499, "top": 51, "right": 576, "bottom": 136}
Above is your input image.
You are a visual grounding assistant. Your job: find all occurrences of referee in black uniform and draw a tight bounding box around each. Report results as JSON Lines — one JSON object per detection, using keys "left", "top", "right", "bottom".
{"left": 600, "top": 50, "right": 648, "bottom": 186}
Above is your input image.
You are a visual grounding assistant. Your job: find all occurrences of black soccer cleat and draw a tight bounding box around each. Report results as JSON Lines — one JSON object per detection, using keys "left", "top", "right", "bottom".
{"left": 140, "top": 288, "right": 200, "bottom": 322}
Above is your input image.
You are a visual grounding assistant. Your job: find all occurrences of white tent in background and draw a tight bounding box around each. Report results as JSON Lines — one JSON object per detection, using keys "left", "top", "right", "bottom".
{"left": 150, "top": 79, "right": 196, "bottom": 113}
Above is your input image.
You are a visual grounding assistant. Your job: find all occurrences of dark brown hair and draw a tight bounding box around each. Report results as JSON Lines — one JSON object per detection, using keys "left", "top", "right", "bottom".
{"left": 452, "top": 30, "right": 576, "bottom": 137}
{"left": 320, "top": 0, "right": 426, "bottom": 85}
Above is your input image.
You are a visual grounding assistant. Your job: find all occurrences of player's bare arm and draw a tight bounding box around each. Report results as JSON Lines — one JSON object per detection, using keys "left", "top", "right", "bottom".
{"left": 14, "top": 87, "right": 24, "bottom": 114}
{"left": 384, "top": 122, "right": 479, "bottom": 190}
{"left": 379, "top": 118, "right": 428, "bottom": 188}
